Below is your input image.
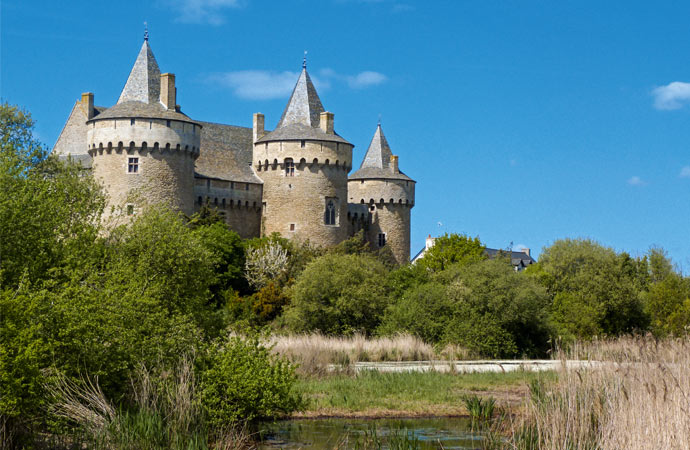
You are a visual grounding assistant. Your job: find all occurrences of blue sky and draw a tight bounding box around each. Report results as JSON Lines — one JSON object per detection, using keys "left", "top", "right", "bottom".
{"left": 2, "top": 0, "right": 690, "bottom": 267}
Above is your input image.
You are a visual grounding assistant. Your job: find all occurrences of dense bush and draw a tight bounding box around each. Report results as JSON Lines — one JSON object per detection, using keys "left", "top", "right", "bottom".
{"left": 285, "top": 253, "right": 391, "bottom": 335}
{"left": 199, "top": 335, "right": 303, "bottom": 426}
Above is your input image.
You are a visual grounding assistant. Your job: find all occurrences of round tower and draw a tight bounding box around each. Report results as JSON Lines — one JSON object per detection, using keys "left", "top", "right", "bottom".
{"left": 86, "top": 39, "right": 200, "bottom": 218}
{"left": 252, "top": 64, "right": 353, "bottom": 247}
{"left": 348, "top": 124, "right": 415, "bottom": 265}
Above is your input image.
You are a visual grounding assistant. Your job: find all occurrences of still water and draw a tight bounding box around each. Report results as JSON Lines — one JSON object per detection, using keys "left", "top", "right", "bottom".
{"left": 259, "top": 417, "right": 485, "bottom": 449}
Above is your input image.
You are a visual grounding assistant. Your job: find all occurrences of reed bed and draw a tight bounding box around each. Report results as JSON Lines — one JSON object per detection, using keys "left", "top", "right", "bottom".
{"left": 505, "top": 335, "right": 690, "bottom": 450}
{"left": 267, "top": 333, "right": 469, "bottom": 376}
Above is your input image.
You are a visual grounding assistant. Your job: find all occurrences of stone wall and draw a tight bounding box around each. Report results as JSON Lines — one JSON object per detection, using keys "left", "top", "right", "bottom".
{"left": 254, "top": 140, "right": 353, "bottom": 247}
{"left": 193, "top": 177, "right": 263, "bottom": 238}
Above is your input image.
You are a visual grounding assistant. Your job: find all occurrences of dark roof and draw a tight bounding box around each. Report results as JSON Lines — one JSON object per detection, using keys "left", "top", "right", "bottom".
{"left": 485, "top": 248, "right": 536, "bottom": 265}
{"left": 349, "top": 124, "right": 414, "bottom": 181}
{"left": 196, "top": 121, "right": 262, "bottom": 184}
{"left": 89, "top": 101, "right": 197, "bottom": 124}
{"left": 256, "top": 68, "right": 352, "bottom": 145}
{"left": 118, "top": 40, "right": 161, "bottom": 104}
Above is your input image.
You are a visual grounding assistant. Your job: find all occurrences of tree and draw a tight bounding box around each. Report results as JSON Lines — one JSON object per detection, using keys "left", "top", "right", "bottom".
{"left": 284, "top": 253, "right": 391, "bottom": 335}
{"left": 530, "top": 238, "right": 648, "bottom": 339}
{"left": 415, "top": 233, "right": 486, "bottom": 273}
{"left": 0, "top": 103, "right": 105, "bottom": 288}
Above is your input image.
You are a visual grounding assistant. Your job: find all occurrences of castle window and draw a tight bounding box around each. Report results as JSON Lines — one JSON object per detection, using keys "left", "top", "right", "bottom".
{"left": 126, "top": 204, "right": 135, "bottom": 216}
{"left": 222, "top": 198, "right": 226, "bottom": 208}
{"left": 285, "top": 158, "right": 295, "bottom": 177}
{"left": 230, "top": 182, "right": 235, "bottom": 190}
{"left": 206, "top": 179, "right": 211, "bottom": 191}
{"left": 127, "top": 157, "right": 139, "bottom": 173}
{"left": 300, "top": 140, "right": 305, "bottom": 148}
{"left": 130, "top": 118, "right": 135, "bottom": 126}
{"left": 214, "top": 197, "right": 218, "bottom": 206}
{"left": 378, "top": 233, "right": 386, "bottom": 248}
{"left": 245, "top": 184, "right": 249, "bottom": 191}
{"left": 166, "top": 120, "right": 171, "bottom": 128}
{"left": 324, "top": 199, "right": 337, "bottom": 226}
{"left": 265, "top": 142, "right": 268, "bottom": 149}
{"left": 198, "top": 196, "right": 203, "bottom": 205}
{"left": 289, "top": 223, "right": 295, "bottom": 231}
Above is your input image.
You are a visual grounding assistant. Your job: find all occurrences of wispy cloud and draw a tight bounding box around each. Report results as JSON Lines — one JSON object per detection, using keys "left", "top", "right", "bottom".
{"left": 208, "top": 68, "right": 387, "bottom": 100}
{"left": 652, "top": 81, "right": 690, "bottom": 110}
{"left": 680, "top": 166, "right": 690, "bottom": 178}
{"left": 627, "top": 176, "right": 647, "bottom": 186}
{"left": 166, "top": 0, "right": 242, "bottom": 25}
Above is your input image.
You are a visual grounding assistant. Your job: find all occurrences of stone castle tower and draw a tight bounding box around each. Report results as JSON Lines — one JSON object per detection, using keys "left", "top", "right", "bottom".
{"left": 53, "top": 37, "right": 416, "bottom": 262}
{"left": 348, "top": 124, "right": 415, "bottom": 264}
{"left": 252, "top": 62, "right": 354, "bottom": 247}
{"left": 86, "top": 38, "right": 200, "bottom": 217}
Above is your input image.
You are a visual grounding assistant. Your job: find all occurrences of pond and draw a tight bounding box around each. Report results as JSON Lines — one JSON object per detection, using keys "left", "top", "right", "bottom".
{"left": 259, "top": 417, "right": 486, "bottom": 449}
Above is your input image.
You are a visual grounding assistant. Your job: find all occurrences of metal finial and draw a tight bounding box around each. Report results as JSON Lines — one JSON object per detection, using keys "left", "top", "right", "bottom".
{"left": 377, "top": 114, "right": 382, "bottom": 126}
{"left": 303, "top": 50, "right": 307, "bottom": 69}
{"left": 144, "top": 21, "right": 149, "bottom": 41}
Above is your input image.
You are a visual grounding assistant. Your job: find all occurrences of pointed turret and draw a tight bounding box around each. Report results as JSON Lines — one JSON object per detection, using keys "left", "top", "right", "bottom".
{"left": 256, "top": 64, "right": 350, "bottom": 145}
{"left": 276, "top": 68, "right": 325, "bottom": 129}
{"left": 117, "top": 40, "right": 161, "bottom": 104}
{"left": 349, "top": 124, "right": 413, "bottom": 181}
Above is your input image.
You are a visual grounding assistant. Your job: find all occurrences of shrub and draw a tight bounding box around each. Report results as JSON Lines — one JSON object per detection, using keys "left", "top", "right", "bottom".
{"left": 284, "top": 253, "right": 391, "bottom": 335}
{"left": 199, "top": 336, "right": 302, "bottom": 426}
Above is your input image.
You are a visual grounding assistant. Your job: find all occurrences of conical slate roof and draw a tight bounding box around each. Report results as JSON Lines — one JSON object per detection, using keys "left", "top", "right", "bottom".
{"left": 256, "top": 67, "right": 351, "bottom": 144}
{"left": 349, "top": 124, "right": 414, "bottom": 181}
{"left": 90, "top": 40, "right": 196, "bottom": 124}
{"left": 117, "top": 40, "right": 161, "bottom": 104}
{"left": 277, "top": 68, "right": 324, "bottom": 128}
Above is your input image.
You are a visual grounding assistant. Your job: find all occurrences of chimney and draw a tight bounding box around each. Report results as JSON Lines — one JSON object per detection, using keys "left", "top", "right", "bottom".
{"left": 320, "top": 111, "right": 334, "bottom": 134}
{"left": 160, "top": 73, "right": 176, "bottom": 110}
{"left": 253, "top": 113, "right": 265, "bottom": 143}
{"left": 426, "top": 234, "right": 435, "bottom": 249}
{"left": 522, "top": 248, "right": 531, "bottom": 257}
{"left": 390, "top": 155, "right": 399, "bottom": 173}
{"left": 81, "top": 92, "right": 94, "bottom": 119}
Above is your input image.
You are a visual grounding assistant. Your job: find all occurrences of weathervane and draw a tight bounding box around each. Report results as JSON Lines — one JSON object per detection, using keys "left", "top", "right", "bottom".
{"left": 378, "top": 114, "right": 382, "bottom": 126}
{"left": 303, "top": 50, "right": 308, "bottom": 69}
{"left": 144, "top": 21, "right": 149, "bottom": 41}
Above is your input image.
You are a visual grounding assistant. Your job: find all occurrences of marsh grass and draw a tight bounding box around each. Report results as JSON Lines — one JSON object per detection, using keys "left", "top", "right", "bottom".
{"left": 505, "top": 335, "right": 690, "bottom": 450}
{"left": 268, "top": 333, "right": 471, "bottom": 376}
{"left": 46, "top": 358, "right": 256, "bottom": 450}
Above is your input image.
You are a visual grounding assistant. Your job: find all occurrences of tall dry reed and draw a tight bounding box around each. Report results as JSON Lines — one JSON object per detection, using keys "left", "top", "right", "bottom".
{"left": 267, "top": 333, "right": 438, "bottom": 375}
{"left": 506, "top": 335, "right": 690, "bottom": 450}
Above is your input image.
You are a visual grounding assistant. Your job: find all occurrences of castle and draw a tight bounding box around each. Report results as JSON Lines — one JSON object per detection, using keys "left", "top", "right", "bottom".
{"left": 52, "top": 37, "right": 416, "bottom": 264}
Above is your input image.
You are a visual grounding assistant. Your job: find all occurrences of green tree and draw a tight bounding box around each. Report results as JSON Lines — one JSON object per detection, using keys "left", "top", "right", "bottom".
{"left": 192, "top": 222, "right": 247, "bottom": 299}
{"left": 441, "top": 258, "right": 552, "bottom": 357}
{"left": 415, "top": 233, "right": 485, "bottom": 273}
{"left": 285, "top": 253, "right": 391, "bottom": 335}
{"left": 530, "top": 238, "right": 649, "bottom": 339}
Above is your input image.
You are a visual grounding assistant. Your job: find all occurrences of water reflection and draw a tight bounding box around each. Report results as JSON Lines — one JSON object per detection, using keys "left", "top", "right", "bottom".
{"left": 260, "top": 417, "right": 485, "bottom": 449}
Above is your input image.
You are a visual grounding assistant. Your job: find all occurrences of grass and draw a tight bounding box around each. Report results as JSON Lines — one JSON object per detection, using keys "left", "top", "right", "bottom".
{"left": 503, "top": 335, "right": 690, "bottom": 450}
{"left": 268, "top": 333, "right": 472, "bottom": 376}
{"left": 296, "top": 370, "right": 556, "bottom": 418}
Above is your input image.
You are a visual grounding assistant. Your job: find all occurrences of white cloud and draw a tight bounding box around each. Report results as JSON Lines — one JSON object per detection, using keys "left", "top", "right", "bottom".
{"left": 652, "top": 81, "right": 690, "bottom": 110}
{"left": 208, "top": 68, "right": 387, "bottom": 100}
{"left": 680, "top": 166, "right": 690, "bottom": 178}
{"left": 627, "top": 176, "right": 647, "bottom": 186}
{"left": 346, "top": 71, "right": 388, "bottom": 89}
{"left": 166, "top": 0, "right": 242, "bottom": 25}
{"left": 207, "top": 71, "right": 301, "bottom": 100}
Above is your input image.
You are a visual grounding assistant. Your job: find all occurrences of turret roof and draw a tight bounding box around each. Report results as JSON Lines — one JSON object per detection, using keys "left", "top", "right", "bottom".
{"left": 349, "top": 124, "right": 414, "bottom": 181}
{"left": 256, "top": 67, "right": 351, "bottom": 145}
{"left": 118, "top": 40, "right": 161, "bottom": 104}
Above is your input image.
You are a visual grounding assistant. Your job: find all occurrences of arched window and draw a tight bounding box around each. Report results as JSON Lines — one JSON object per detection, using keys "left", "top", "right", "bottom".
{"left": 285, "top": 158, "right": 295, "bottom": 176}
{"left": 324, "top": 199, "right": 336, "bottom": 225}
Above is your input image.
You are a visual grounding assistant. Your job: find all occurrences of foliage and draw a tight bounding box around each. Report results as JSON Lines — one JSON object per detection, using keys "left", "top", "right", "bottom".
{"left": 530, "top": 238, "right": 649, "bottom": 339}
{"left": 377, "top": 282, "right": 452, "bottom": 343}
{"left": 415, "top": 233, "right": 485, "bottom": 273}
{"left": 0, "top": 103, "right": 105, "bottom": 288}
{"left": 199, "top": 335, "right": 302, "bottom": 426}
{"left": 285, "top": 253, "right": 391, "bottom": 335}
{"left": 644, "top": 273, "right": 690, "bottom": 336}
{"left": 244, "top": 239, "right": 290, "bottom": 290}
{"left": 192, "top": 222, "right": 248, "bottom": 299}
